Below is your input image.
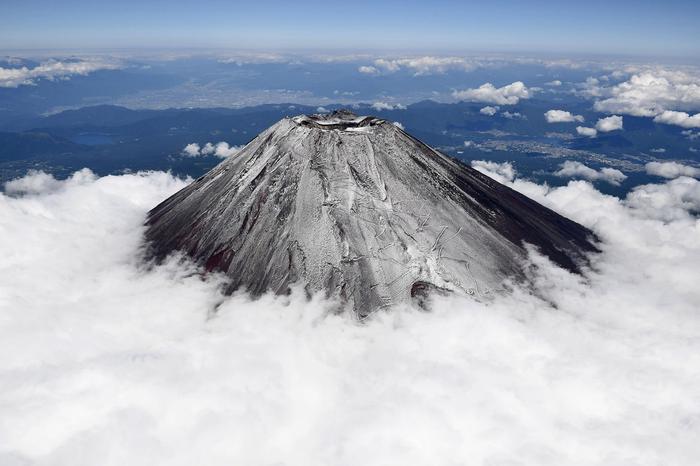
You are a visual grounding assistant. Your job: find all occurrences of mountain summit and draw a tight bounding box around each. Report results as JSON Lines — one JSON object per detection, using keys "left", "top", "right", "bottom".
{"left": 145, "top": 110, "right": 597, "bottom": 316}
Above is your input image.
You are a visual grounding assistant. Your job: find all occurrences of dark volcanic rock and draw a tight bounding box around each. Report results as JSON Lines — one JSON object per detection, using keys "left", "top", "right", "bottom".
{"left": 145, "top": 110, "right": 597, "bottom": 316}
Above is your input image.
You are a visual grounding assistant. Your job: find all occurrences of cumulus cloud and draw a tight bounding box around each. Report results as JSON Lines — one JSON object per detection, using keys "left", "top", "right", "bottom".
{"left": 576, "top": 126, "right": 598, "bottom": 138}
{"left": 501, "top": 111, "right": 525, "bottom": 120}
{"left": 554, "top": 161, "right": 627, "bottom": 185}
{"left": 593, "top": 70, "right": 700, "bottom": 117}
{"left": 358, "top": 65, "right": 379, "bottom": 75}
{"left": 595, "top": 115, "right": 624, "bottom": 132}
{"left": 452, "top": 81, "right": 531, "bottom": 105}
{"left": 471, "top": 160, "right": 516, "bottom": 183}
{"left": 2, "top": 168, "right": 700, "bottom": 465}
{"left": 682, "top": 129, "right": 700, "bottom": 140}
{"left": 372, "top": 58, "right": 401, "bottom": 73}
{"left": 626, "top": 176, "right": 700, "bottom": 221}
{"left": 182, "top": 143, "right": 201, "bottom": 157}
{"left": 392, "top": 121, "right": 405, "bottom": 130}
{"left": 576, "top": 77, "right": 604, "bottom": 98}
{"left": 0, "top": 58, "right": 122, "bottom": 88}
{"left": 544, "top": 109, "right": 584, "bottom": 123}
{"left": 3, "top": 168, "right": 96, "bottom": 195}
{"left": 316, "top": 106, "right": 329, "bottom": 113}
{"left": 645, "top": 161, "right": 700, "bottom": 179}
{"left": 182, "top": 142, "right": 241, "bottom": 158}
{"left": 479, "top": 106, "right": 499, "bottom": 116}
{"left": 370, "top": 102, "right": 407, "bottom": 111}
{"left": 653, "top": 110, "right": 700, "bottom": 129}
{"left": 545, "top": 80, "right": 562, "bottom": 86}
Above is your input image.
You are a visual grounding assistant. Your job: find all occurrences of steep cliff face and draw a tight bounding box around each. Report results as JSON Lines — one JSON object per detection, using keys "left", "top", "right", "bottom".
{"left": 145, "top": 110, "right": 597, "bottom": 316}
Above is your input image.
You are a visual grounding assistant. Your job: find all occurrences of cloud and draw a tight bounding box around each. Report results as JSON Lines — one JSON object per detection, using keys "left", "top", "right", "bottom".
{"left": 182, "top": 143, "right": 201, "bottom": 157}
{"left": 576, "top": 126, "right": 598, "bottom": 138}
{"left": 625, "top": 176, "right": 700, "bottom": 221}
{"left": 370, "top": 102, "right": 407, "bottom": 111}
{"left": 595, "top": 115, "right": 624, "bottom": 132}
{"left": 372, "top": 58, "right": 402, "bottom": 73}
{"left": 576, "top": 77, "right": 604, "bottom": 98}
{"left": 682, "top": 129, "right": 700, "bottom": 140}
{"left": 544, "top": 109, "right": 584, "bottom": 123}
{"left": 316, "top": 106, "right": 329, "bottom": 113}
{"left": 479, "top": 106, "right": 499, "bottom": 116}
{"left": 359, "top": 56, "right": 476, "bottom": 76}
{"left": 182, "top": 142, "right": 241, "bottom": 158}
{"left": 3, "top": 168, "right": 96, "bottom": 195}
{"left": 545, "top": 80, "right": 562, "bottom": 87}
{"left": 554, "top": 161, "right": 627, "bottom": 185}
{"left": 653, "top": 110, "right": 700, "bottom": 129}
{"left": 0, "top": 58, "right": 122, "bottom": 88}
{"left": 394, "top": 56, "right": 476, "bottom": 75}
{"left": 392, "top": 121, "right": 405, "bottom": 130}
{"left": 0, "top": 169, "right": 699, "bottom": 465}
{"left": 501, "top": 111, "right": 525, "bottom": 120}
{"left": 645, "top": 161, "right": 700, "bottom": 179}
{"left": 217, "top": 53, "right": 288, "bottom": 65}
{"left": 356, "top": 55, "right": 599, "bottom": 78}
{"left": 452, "top": 81, "right": 531, "bottom": 105}
{"left": 358, "top": 65, "right": 379, "bottom": 75}
{"left": 593, "top": 70, "right": 700, "bottom": 117}
{"left": 206, "top": 142, "right": 240, "bottom": 158}
{"left": 470, "top": 160, "right": 516, "bottom": 183}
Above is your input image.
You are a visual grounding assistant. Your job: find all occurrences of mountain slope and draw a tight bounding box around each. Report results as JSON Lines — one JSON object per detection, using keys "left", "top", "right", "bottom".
{"left": 145, "top": 111, "right": 597, "bottom": 316}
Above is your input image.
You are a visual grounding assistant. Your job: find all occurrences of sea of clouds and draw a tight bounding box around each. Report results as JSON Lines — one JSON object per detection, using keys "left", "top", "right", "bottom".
{"left": 1, "top": 166, "right": 699, "bottom": 465}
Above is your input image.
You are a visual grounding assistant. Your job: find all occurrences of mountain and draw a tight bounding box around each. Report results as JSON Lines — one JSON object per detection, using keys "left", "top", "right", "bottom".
{"left": 145, "top": 110, "right": 598, "bottom": 317}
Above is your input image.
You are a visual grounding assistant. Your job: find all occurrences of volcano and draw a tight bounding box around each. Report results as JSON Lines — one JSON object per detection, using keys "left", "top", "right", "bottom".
{"left": 145, "top": 110, "right": 597, "bottom": 316}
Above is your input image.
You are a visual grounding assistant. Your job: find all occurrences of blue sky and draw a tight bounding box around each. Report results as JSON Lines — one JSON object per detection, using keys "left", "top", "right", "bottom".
{"left": 1, "top": 0, "right": 699, "bottom": 57}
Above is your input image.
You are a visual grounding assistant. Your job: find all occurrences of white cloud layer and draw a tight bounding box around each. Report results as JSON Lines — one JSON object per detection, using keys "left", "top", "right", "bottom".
{"left": 182, "top": 142, "right": 241, "bottom": 158}
{"left": 452, "top": 81, "right": 531, "bottom": 105}
{"left": 626, "top": 176, "right": 700, "bottom": 221}
{"left": 479, "top": 106, "right": 499, "bottom": 116}
{"left": 0, "top": 58, "right": 122, "bottom": 88}
{"left": 554, "top": 160, "right": 627, "bottom": 185}
{"left": 1, "top": 169, "right": 700, "bottom": 465}
{"left": 544, "top": 109, "right": 584, "bottom": 123}
{"left": 595, "top": 115, "right": 624, "bottom": 132}
{"left": 645, "top": 161, "right": 700, "bottom": 179}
